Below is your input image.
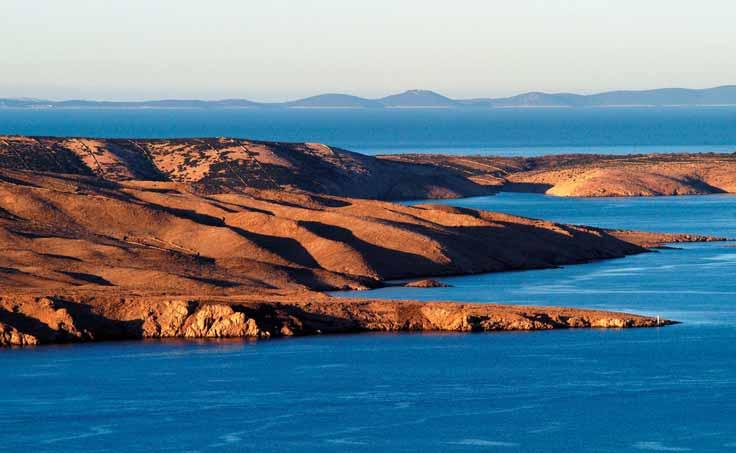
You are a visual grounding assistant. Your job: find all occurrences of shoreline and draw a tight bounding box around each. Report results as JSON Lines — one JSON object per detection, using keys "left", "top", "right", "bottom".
{"left": 0, "top": 293, "right": 676, "bottom": 348}
{"left": 0, "top": 136, "right": 728, "bottom": 348}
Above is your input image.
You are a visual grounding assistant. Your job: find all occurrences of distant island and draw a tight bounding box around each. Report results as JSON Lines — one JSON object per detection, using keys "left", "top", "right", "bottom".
{"left": 3, "top": 86, "right": 736, "bottom": 109}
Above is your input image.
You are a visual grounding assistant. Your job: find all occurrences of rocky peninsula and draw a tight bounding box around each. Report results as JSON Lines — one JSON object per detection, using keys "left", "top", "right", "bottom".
{"left": 382, "top": 153, "right": 736, "bottom": 197}
{"left": 1, "top": 293, "right": 674, "bottom": 347}
{"left": 0, "top": 136, "right": 725, "bottom": 346}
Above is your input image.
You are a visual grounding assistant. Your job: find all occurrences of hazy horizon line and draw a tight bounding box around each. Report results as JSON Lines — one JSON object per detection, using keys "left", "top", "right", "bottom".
{"left": 4, "top": 84, "right": 736, "bottom": 104}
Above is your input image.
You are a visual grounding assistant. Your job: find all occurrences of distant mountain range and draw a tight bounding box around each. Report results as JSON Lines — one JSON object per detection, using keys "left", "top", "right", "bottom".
{"left": 3, "top": 86, "right": 736, "bottom": 109}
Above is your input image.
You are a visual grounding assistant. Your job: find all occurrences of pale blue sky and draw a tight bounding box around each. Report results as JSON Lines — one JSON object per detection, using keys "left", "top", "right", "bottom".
{"left": 2, "top": 0, "right": 735, "bottom": 101}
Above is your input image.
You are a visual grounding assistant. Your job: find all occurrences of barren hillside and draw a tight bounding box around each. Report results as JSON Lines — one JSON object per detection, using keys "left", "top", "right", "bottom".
{"left": 2, "top": 167, "right": 701, "bottom": 295}
{"left": 0, "top": 136, "right": 492, "bottom": 199}
{"left": 382, "top": 153, "right": 736, "bottom": 197}
{"left": 0, "top": 136, "right": 725, "bottom": 346}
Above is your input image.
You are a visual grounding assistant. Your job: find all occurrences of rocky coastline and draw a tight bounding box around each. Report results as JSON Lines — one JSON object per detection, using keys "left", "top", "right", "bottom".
{"left": 0, "top": 136, "right": 727, "bottom": 347}
{"left": 0, "top": 293, "right": 674, "bottom": 347}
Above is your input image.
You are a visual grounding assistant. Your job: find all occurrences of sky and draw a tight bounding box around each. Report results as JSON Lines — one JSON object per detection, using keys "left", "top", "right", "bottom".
{"left": 2, "top": 0, "right": 735, "bottom": 101}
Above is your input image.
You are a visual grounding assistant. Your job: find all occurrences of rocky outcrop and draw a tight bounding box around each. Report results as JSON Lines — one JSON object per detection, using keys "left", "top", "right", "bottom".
{"left": 403, "top": 279, "right": 452, "bottom": 288}
{"left": 0, "top": 322, "right": 38, "bottom": 346}
{"left": 0, "top": 294, "right": 673, "bottom": 347}
{"left": 0, "top": 296, "right": 270, "bottom": 345}
{"left": 606, "top": 230, "right": 723, "bottom": 248}
{"left": 136, "top": 300, "right": 264, "bottom": 339}
{"left": 179, "top": 304, "right": 261, "bottom": 338}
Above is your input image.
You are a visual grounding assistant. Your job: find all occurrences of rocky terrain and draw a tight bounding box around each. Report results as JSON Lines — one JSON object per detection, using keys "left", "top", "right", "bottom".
{"left": 1, "top": 166, "right": 714, "bottom": 295}
{"left": 0, "top": 136, "right": 725, "bottom": 346}
{"left": 0, "top": 293, "right": 673, "bottom": 347}
{"left": 0, "top": 136, "right": 491, "bottom": 199}
{"left": 3, "top": 136, "right": 736, "bottom": 199}
{"left": 403, "top": 279, "right": 453, "bottom": 288}
{"left": 382, "top": 153, "right": 736, "bottom": 197}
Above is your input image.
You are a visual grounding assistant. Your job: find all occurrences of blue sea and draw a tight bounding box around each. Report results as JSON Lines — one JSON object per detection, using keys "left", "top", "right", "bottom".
{"left": 0, "top": 107, "right": 735, "bottom": 155}
{"left": 2, "top": 194, "right": 736, "bottom": 452}
{"left": 2, "top": 109, "right": 736, "bottom": 451}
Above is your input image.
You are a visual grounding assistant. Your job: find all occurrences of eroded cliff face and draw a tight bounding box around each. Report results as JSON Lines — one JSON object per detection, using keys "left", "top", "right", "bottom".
{"left": 0, "top": 294, "right": 672, "bottom": 347}
{"left": 0, "top": 296, "right": 267, "bottom": 346}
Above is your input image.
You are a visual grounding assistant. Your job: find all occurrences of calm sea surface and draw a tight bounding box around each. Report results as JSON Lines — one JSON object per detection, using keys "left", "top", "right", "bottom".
{"left": 2, "top": 109, "right": 736, "bottom": 451}
{"left": 0, "top": 107, "right": 735, "bottom": 155}
{"left": 2, "top": 194, "right": 736, "bottom": 452}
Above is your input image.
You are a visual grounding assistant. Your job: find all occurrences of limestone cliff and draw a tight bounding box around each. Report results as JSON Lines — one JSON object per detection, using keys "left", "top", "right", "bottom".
{"left": 0, "top": 294, "right": 673, "bottom": 347}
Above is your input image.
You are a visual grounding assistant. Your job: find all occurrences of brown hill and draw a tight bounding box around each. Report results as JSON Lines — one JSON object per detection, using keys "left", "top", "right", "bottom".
{"left": 6, "top": 135, "right": 736, "bottom": 199}
{"left": 0, "top": 136, "right": 492, "bottom": 200}
{"left": 381, "top": 153, "right": 736, "bottom": 197}
{"left": 0, "top": 137, "right": 725, "bottom": 346}
{"left": 1, "top": 166, "right": 715, "bottom": 297}
{"left": 0, "top": 166, "right": 714, "bottom": 346}
{"left": 507, "top": 154, "right": 736, "bottom": 197}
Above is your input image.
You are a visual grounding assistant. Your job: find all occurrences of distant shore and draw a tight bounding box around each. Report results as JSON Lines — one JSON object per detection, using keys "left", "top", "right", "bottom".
{"left": 3, "top": 85, "right": 736, "bottom": 109}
